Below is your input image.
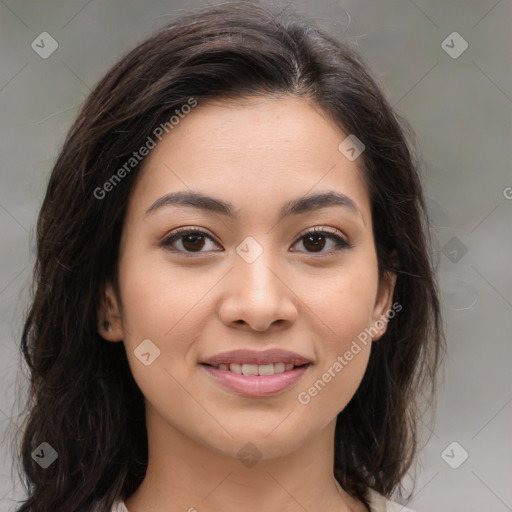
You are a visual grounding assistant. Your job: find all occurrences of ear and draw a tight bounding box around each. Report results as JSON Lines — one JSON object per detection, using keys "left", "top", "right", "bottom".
{"left": 97, "top": 280, "right": 124, "bottom": 342}
{"left": 370, "top": 269, "right": 397, "bottom": 342}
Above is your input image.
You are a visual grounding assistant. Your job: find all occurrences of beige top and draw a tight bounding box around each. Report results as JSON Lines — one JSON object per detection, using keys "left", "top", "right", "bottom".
{"left": 111, "top": 489, "right": 417, "bottom": 511}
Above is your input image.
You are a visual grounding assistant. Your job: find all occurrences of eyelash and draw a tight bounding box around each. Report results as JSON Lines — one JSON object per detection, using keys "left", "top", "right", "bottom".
{"left": 160, "top": 226, "right": 353, "bottom": 257}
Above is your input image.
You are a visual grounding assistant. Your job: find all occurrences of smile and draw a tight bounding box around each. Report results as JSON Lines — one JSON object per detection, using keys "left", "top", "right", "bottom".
{"left": 199, "top": 348, "right": 313, "bottom": 396}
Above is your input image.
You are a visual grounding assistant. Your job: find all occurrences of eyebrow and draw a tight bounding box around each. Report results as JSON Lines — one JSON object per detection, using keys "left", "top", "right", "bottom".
{"left": 145, "top": 190, "right": 364, "bottom": 224}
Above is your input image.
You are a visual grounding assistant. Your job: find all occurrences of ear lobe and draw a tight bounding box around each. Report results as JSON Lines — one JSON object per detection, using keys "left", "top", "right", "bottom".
{"left": 97, "top": 281, "right": 123, "bottom": 342}
{"left": 371, "top": 270, "right": 397, "bottom": 342}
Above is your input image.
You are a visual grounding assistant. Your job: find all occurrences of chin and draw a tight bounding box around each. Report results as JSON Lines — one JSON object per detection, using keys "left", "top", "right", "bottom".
{"left": 199, "top": 419, "right": 313, "bottom": 460}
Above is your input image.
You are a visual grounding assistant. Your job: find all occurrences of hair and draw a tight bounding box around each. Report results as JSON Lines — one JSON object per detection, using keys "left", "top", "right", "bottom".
{"left": 13, "top": 1, "right": 445, "bottom": 511}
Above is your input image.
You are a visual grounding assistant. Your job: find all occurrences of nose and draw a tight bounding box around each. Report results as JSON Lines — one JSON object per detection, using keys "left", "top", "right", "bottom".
{"left": 217, "top": 246, "right": 298, "bottom": 332}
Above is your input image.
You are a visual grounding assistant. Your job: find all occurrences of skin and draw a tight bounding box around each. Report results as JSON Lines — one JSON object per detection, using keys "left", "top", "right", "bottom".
{"left": 99, "top": 95, "right": 396, "bottom": 512}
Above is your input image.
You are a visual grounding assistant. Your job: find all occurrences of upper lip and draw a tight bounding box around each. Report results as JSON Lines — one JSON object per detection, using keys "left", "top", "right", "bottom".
{"left": 201, "top": 349, "right": 312, "bottom": 366}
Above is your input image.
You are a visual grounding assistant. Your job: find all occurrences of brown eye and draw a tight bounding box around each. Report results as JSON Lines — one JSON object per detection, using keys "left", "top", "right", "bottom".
{"left": 291, "top": 228, "right": 352, "bottom": 255}
{"left": 161, "top": 228, "right": 220, "bottom": 254}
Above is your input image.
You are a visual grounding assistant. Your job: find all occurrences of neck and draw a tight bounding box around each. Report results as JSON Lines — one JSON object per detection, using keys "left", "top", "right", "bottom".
{"left": 124, "top": 403, "right": 365, "bottom": 512}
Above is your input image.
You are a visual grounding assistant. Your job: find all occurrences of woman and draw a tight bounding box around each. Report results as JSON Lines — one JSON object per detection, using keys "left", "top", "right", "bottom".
{"left": 15, "top": 2, "right": 445, "bottom": 511}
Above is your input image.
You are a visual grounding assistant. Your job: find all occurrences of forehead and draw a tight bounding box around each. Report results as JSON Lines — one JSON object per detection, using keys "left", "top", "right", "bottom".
{"left": 128, "top": 95, "right": 371, "bottom": 223}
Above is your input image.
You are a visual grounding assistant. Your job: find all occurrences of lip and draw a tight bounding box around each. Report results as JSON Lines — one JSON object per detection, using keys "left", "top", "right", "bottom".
{"left": 200, "top": 364, "right": 310, "bottom": 397}
{"left": 201, "top": 348, "right": 312, "bottom": 366}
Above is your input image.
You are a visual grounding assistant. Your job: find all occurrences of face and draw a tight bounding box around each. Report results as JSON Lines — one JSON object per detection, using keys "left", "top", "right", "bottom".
{"left": 99, "top": 95, "right": 396, "bottom": 461}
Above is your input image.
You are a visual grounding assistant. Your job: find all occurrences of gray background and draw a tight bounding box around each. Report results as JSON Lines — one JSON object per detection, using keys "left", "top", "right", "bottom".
{"left": 1, "top": 1, "right": 511, "bottom": 511}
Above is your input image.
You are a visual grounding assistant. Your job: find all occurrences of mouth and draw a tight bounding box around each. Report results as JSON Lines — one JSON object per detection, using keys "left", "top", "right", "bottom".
{"left": 199, "top": 349, "right": 312, "bottom": 397}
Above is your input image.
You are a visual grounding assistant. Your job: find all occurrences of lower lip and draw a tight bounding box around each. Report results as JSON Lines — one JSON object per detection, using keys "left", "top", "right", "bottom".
{"left": 200, "top": 364, "right": 310, "bottom": 397}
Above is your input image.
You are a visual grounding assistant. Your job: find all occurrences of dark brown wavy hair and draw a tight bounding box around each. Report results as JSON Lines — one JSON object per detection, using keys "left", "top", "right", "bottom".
{"left": 13, "top": 2, "right": 445, "bottom": 511}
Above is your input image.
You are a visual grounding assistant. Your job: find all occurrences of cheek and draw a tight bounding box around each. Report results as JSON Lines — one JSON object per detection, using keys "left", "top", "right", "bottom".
{"left": 305, "top": 255, "right": 379, "bottom": 338}
{"left": 115, "top": 254, "right": 197, "bottom": 380}
{"left": 296, "top": 343, "right": 371, "bottom": 423}
{"left": 117, "top": 258, "right": 211, "bottom": 424}
{"left": 118, "top": 249, "right": 215, "bottom": 340}
{"left": 294, "top": 256, "right": 378, "bottom": 415}
{"left": 296, "top": 284, "right": 374, "bottom": 419}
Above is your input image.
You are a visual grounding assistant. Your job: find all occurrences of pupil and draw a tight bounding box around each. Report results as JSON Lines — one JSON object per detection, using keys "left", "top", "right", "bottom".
{"left": 183, "top": 233, "right": 205, "bottom": 251}
{"left": 304, "top": 234, "right": 325, "bottom": 252}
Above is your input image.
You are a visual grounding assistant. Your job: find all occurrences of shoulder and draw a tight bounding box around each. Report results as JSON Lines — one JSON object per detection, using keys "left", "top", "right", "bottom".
{"left": 111, "top": 500, "right": 129, "bottom": 512}
{"left": 367, "top": 488, "right": 418, "bottom": 512}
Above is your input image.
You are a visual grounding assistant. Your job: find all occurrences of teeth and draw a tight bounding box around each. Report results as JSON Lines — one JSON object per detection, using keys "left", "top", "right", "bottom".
{"left": 258, "top": 363, "right": 275, "bottom": 375}
{"left": 274, "top": 362, "right": 285, "bottom": 373}
{"left": 229, "top": 363, "right": 242, "bottom": 374}
{"left": 213, "top": 362, "right": 303, "bottom": 375}
{"left": 241, "top": 363, "right": 259, "bottom": 375}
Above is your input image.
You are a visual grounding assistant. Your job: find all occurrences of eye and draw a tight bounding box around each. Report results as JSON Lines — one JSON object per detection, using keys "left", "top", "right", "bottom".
{"left": 291, "top": 227, "right": 352, "bottom": 255}
{"left": 161, "top": 226, "right": 352, "bottom": 256}
{"left": 161, "top": 227, "right": 220, "bottom": 254}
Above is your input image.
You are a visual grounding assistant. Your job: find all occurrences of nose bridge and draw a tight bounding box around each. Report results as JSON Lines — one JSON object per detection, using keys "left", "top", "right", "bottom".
{"left": 234, "top": 235, "right": 282, "bottom": 299}
{"left": 219, "top": 234, "right": 297, "bottom": 330}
